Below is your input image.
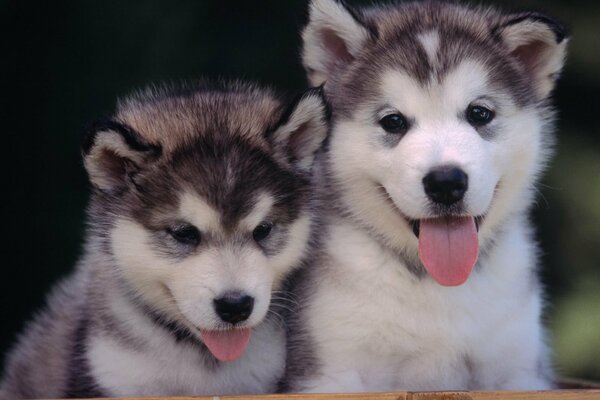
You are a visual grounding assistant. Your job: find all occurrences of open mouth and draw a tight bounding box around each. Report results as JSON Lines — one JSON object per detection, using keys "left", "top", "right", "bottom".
{"left": 409, "top": 215, "right": 483, "bottom": 238}
{"left": 411, "top": 215, "right": 482, "bottom": 287}
{"left": 162, "top": 285, "right": 253, "bottom": 363}
{"left": 200, "top": 327, "right": 252, "bottom": 362}
{"left": 377, "top": 184, "right": 487, "bottom": 287}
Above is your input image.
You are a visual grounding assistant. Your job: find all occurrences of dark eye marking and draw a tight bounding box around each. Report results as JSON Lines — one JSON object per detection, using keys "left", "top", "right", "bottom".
{"left": 467, "top": 105, "right": 495, "bottom": 126}
{"left": 167, "top": 224, "right": 201, "bottom": 246}
{"left": 252, "top": 221, "right": 273, "bottom": 242}
{"left": 379, "top": 113, "right": 409, "bottom": 135}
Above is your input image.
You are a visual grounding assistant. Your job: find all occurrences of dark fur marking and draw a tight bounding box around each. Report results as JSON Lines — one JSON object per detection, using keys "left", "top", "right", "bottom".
{"left": 266, "top": 85, "right": 331, "bottom": 139}
{"left": 278, "top": 266, "right": 322, "bottom": 392}
{"left": 324, "top": 2, "right": 544, "bottom": 120}
{"left": 131, "top": 133, "right": 309, "bottom": 236}
{"left": 457, "top": 111, "right": 500, "bottom": 141}
{"left": 277, "top": 192, "right": 330, "bottom": 392}
{"left": 82, "top": 117, "right": 162, "bottom": 157}
{"left": 500, "top": 12, "right": 569, "bottom": 44}
{"left": 265, "top": 87, "right": 320, "bottom": 168}
{"left": 65, "top": 318, "right": 105, "bottom": 398}
{"left": 334, "top": 0, "right": 379, "bottom": 40}
{"left": 463, "top": 354, "right": 480, "bottom": 389}
{"left": 378, "top": 126, "right": 412, "bottom": 149}
{"left": 150, "top": 228, "right": 210, "bottom": 261}
{"left": 262, "top": 225, "right": 289, "bottom": 257}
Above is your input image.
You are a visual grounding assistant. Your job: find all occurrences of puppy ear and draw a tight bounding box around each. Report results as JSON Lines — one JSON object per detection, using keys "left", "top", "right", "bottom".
{"left": 302, "top": 0, "right": 375, "bottom": 86}
{"left": 82, "top": 119, "right": 161, "bottom": 193}
{"left": 268, "top": 87, "right": 329, "bottom": 172}
{"left": 497, "top": 12, "right": 569, "bottom": 98}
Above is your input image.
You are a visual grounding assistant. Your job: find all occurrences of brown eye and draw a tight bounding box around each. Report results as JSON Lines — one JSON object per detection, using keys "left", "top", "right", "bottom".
{"left": 168, "top": 224, "right": 201, "bottom": 246}
{"left": 379, "top": 113, "right": 409, "bottom": 134}
{"left": 467, "top": 105, "right": 494, "bottom": 126}
{"left": 252, "top": 222, "right": 273, "bottom": 242}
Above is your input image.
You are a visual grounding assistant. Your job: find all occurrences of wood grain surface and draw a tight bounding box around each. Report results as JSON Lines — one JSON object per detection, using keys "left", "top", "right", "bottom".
{"left": 61, "top": 389, "right": 600, "bottom": 400}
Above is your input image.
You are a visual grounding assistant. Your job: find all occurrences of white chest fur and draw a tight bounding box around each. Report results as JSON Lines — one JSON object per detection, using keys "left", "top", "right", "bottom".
{"left": 301, "top": 218, "right": 549, "bottom": 391}
{"left": 87, "top": 319, "right": 286, "bottom": 397}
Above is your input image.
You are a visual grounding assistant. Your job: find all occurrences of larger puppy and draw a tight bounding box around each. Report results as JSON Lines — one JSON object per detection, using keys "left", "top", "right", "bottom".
{"left": 0, "top": 82, "right": 328, "bottom": 398}
{"left": 283, "top": 0, "right": 568, "bottom": 392}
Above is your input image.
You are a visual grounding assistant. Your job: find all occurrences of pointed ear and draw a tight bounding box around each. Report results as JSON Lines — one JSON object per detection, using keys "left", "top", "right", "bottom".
{"left": 497, "top": 12, "right": 569, "bottom": 98}
{"left": 82, "top": 119, "right": 161, "bottom": 193}
{"left": 268, "top": 87, "right": 329, "bottom": 173}
{"left": 302, "top": 0, "right": 375, "bottom": 86}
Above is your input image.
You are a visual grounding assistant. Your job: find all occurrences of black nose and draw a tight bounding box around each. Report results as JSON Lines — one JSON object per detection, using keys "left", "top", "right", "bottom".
{"left": 423, "top": 166, "right": 468, "bottom": 205}
{"left": 213, "top": 293, "right": 254, "bottom": 324}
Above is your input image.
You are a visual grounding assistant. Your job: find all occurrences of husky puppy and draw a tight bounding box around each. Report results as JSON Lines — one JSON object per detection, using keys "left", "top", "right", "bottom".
{"left": 0, "top": 81, "right": 328, "bottom": 398}
{"left": 283, "top": 0, "right": 568, "bottom": 392}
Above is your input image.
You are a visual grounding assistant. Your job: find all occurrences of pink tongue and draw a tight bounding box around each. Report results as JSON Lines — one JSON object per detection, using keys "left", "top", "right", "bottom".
{"left": 418, "top": 216, "right": 479, "bottom": 286}
{"left": 200, "top": 328, "right": 251, "bottom": 362}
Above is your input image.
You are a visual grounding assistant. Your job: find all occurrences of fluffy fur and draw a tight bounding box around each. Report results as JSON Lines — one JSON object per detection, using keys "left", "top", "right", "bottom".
{"left": 283, "top": 0, "right": 568, "bottom": 392}
{"left": 0, "top": 81, "right": 328, "bottom": 398}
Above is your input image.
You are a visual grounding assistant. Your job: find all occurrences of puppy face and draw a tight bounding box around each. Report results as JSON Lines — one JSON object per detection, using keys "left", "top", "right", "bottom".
{"left": 84, "top": 83, "right": 328, "bottom": 358}
{"left": 329, "top": 58, "right": 544, "bottom": 247}
{"left": 303, "top": 0, "right": 567, "bottom": 284}
{"left": 109, "top": 135, "right": 312, "bottom": 332}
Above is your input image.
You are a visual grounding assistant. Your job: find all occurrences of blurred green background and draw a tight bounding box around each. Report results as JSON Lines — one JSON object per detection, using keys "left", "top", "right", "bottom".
{"left": 2, "top": 0, "right": 598, "bottom": 383}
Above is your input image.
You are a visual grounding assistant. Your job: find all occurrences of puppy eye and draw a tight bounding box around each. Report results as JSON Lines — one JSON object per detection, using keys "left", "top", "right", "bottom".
{"left": 379, "top": 113, "right": 409, "bottom": 134}
{"left": 252, "top": 222, "right": 273, "bottom": 242}
{"left": 168, "top": 224, "right": 201, "bottom": 246}
{"left": 467, "top": 105, "right": 494, "bottom": 126}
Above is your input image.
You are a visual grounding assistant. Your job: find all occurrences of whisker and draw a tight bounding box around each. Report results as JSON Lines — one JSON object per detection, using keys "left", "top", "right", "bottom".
{"left": 533, "top": 186, "right": 550, "bottom": 210}
{"left": 266, "top": 310, "right": 285, "bottom": 330}
{"left": 270, "top": 296, "right": 299, "bottom": 306}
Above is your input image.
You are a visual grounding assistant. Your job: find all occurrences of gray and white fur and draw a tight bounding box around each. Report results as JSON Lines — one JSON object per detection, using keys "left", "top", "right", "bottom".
{"left": 0, "top": 81, "right": 328, "bottom": 398}
{"left": 283, "top": 0, "right": 568, "bottom": 392}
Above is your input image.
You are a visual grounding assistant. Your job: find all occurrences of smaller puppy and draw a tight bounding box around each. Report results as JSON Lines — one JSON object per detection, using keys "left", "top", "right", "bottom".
{"left": 0, "top": 81, "right": 328, "bottom": 398}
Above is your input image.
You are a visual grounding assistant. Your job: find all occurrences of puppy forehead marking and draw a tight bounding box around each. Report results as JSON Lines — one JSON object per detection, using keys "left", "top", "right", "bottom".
{"left": 380, "top": 70, "right": 434, "bottom": 115}
{"left": 239, "top": 192, "right": 275, "bottom": 231}
{"left": 179, "top": 191, "right": 221, "bottom": 231}
{"left": 417, "top": 30, "right": 439, "bottom": 65}
{"left": 380, "top": 59, "right": 491, "bottom": 116}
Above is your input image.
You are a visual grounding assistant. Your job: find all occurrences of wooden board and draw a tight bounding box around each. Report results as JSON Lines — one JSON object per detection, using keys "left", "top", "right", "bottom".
{"left": 67, "top": 390, "right": 600, "bottom": 400}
